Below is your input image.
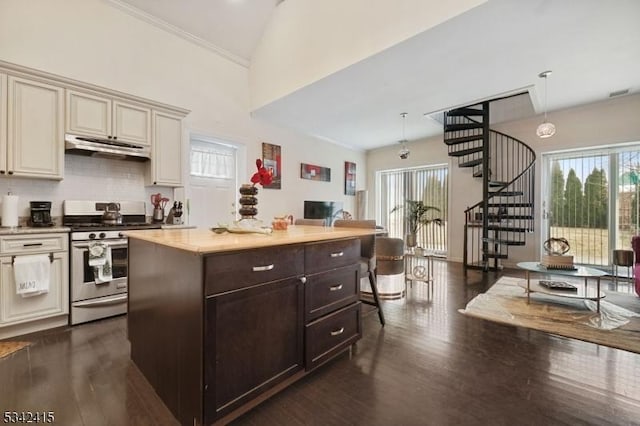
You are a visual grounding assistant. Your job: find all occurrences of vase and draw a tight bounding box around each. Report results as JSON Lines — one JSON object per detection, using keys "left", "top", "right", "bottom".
{"left": 238, "top": 184, "right": 258, "bottom": 220}
{"left": 405, "top": 233, "right": 417, "bottom": 248}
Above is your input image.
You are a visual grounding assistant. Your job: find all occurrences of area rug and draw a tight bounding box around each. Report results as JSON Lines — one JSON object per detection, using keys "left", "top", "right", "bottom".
{"left": 0, "top": 341, "right": 31, "bottom": 359}
{"left": 459, "top": 276, "right": 640, "bottom": 354}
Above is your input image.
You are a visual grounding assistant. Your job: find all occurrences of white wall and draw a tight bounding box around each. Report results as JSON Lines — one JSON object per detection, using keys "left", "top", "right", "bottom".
{"left": 249, "top": 0, "right": 486, "bottom": 110}
{"left": 0, "top": 0, "right": 365, "bottom": 223}
{"left": 367, "top": 94, "right": 640, "bottom": 263}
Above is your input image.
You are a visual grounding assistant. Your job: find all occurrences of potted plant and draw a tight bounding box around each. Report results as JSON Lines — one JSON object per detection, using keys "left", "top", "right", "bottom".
{"left": 391, "top": 200, "right": 442, "bottom": 248}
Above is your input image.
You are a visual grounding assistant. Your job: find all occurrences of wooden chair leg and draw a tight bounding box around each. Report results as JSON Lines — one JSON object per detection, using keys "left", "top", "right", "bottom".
{"left": 368, "top": 271, "right": 385, "bottom": 326}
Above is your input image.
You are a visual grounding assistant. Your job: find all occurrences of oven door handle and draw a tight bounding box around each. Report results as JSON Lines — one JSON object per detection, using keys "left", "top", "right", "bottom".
{"left": 72, "top": 239, "right": 128, "bottom": 248}
{"left": 73, "top": 294, "right": 127, "bottom": 307}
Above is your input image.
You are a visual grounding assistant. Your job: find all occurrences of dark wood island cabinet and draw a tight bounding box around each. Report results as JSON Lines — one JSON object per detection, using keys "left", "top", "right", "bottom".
{"left": 125, "top": 226, "right": 374, "bottom": 425}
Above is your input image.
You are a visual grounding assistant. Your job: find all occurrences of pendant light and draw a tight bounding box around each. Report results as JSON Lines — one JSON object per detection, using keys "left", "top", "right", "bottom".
{"left": 536, "top": 70, "right": 556, "bottom": 138}
{"left": 398, "top": 112, "right": 410, "bottom": 159}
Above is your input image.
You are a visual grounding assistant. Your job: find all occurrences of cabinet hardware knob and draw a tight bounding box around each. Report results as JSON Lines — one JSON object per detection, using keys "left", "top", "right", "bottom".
{"left": 8, "top": 171, "right": 13, "bottom": 175}
{"left": 108, "top": 135, "right": 112, "bottom": 139}
{"left": 329, "top": 284, "right": 343, "bottom": 291}
{"left": 330, "top": 327, "right": 345, "bottom": 336}
{"left": 330, "top": 251, "right": 344, "bottom": 258}
{"left": 252, "top": 264, "right": 274, "bottom": 272}
{"left": 113, "top": 136, "right": 118, "bottom": 140}
{"left": 299, "top": 276, "right": 307, "bottom": 284}
{"left": 0, "top": 170, "right": 4, "bottom": 174}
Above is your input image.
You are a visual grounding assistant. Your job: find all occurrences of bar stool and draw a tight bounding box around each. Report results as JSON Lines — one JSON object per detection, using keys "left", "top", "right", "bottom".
{"left": 612, "top": 249, "right": 634, "bottom": 289}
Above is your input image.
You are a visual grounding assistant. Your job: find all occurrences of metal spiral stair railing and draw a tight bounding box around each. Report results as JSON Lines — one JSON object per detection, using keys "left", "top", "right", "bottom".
{"left": 444, "top": 102, "right": 536, "bottom": 271}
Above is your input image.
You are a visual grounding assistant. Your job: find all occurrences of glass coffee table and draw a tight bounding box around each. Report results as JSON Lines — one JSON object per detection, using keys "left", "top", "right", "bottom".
{"left": 516, "top": 262, "right": 607, "bottom": 312}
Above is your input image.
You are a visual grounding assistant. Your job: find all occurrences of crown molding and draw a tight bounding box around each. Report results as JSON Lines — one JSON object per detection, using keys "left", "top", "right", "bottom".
{"left": 102, "top": 0, "right": 250, "bottom": 68}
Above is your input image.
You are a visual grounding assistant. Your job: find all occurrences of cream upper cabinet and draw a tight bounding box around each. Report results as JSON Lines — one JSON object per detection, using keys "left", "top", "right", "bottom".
{"left": 147, "top": 110, "right": 183, "bottom": 187}
{"left": 6, "top": 76, "right": 64, "bottom": 179}
{"left": 66, "top": 89, "right": 151, "bottom": 146}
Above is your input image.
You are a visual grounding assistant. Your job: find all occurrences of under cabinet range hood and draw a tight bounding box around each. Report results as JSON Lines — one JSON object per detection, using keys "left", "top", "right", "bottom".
{"left": 64, "top": 134, "right": 151, "bottom": 161}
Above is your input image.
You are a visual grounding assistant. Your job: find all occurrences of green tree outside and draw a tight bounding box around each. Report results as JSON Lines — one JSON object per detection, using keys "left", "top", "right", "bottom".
{"left": 564, "top": 168, "right": 583, "bottom": 227}
{"left": 584, "top": 167, "right": 608, "bottom": 228}
{"left": 549, "top": 161, "right": 565, "bottom": 226}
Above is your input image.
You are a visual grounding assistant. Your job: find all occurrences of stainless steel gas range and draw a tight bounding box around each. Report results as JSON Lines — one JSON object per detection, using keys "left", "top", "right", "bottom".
{"left": 63, "top": 200, "right": 160, "bottom": 325}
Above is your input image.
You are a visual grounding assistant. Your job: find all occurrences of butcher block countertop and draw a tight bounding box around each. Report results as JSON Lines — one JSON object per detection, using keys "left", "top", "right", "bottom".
{"left": 124, "top": 225, "right": 376, "bottom": 254}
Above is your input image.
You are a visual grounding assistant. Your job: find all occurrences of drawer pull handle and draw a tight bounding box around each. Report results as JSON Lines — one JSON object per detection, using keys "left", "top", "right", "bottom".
{"left": 23, "top": 243, "right": 44, "bottom": 247}
{"left": 330, "top": 251, "right": 344, "bottom": 258}
{"left": 329, "top": 284, "right": 343, "bottom": 291}
{"left": 330, "top": 327, "right": 345, "bottom": 336}
{"left": 252, "top": 264, "right": 274, "bottom": 272}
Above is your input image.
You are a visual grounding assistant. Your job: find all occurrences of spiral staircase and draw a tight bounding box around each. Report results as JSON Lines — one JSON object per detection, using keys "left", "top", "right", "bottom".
{"left": 444, "top": 101, "right": 536, "bottom": 271}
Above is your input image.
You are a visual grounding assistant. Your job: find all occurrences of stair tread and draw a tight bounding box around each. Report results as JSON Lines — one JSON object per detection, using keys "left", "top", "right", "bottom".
{"left": 488, "top": 202, "right": 533, "bottom": 208}
{"left": 447, "top": 107, "right": 486, "bottom": 117}
{"left": 445, "top": 123, "right": 484, "bottom": 132}
{"left": 473, "top": 169, "right": 483, "bottom": 178}
{"left": 487, "top": 225, "right": 529, "bottom": 232}
{"left": 449, "top": 146, "right": 484, "bottom": 157}
{"left": 460, "top": 158, "right": 483, "bottom": 168}
{"left": 484, "top": 238, "right": 526, "bottom": 246}
{"left": 444, "top": 135, "right": 484, "bottom": 145}
{"left": 489, "top": 181, "right": 508, "bottom": 187}
{"left": 489, "top": 191, "right": 524, "bottom": 197}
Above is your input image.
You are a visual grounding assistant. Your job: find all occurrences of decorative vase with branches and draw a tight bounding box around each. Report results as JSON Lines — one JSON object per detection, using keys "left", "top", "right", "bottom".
{"left": 391, "top": 200, "right": 442, "bottom": 248}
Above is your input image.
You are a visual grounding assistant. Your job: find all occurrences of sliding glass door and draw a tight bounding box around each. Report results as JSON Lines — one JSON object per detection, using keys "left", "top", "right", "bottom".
{"left": 543, "top": 143, "right": 640, "bottom": 267}
{"left": 376, "top": 165, "right": 448, "bottom": 254}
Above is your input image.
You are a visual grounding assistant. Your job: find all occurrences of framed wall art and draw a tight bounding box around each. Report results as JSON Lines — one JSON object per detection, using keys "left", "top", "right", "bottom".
{"left": 300, "top": 163, "right": 331, "bottom": 182}
{"left": 262, "top": 142, "right": 281, "bottom": 189}
{"left": 344, "top": 161, "right": 356, "bottom": 195}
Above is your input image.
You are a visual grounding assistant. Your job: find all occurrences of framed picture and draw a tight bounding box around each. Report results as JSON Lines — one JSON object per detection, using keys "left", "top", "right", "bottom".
{"left": 262, "top": 142, "right": 281, "bottom": 189}
{"left": 344, "top": 161, "right": 356, "bottom": 195}
{"left": 300, "top": 163, "right": 331, "bottom": 182}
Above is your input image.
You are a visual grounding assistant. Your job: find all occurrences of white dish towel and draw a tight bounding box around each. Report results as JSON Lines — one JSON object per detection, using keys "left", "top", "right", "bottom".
{"left": 14, "top": 254, "right": 50, "bottom": 297}
{"left": 88, "top": 242, "right": 113, "bottom": 284}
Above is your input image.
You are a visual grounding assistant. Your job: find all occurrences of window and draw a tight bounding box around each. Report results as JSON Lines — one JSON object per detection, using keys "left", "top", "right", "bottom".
{"left": 543, "top": 143, "right": 640, "bottom": 266}
{"left": 190, "top": 138, "right": 236, "bottom": 179}
{"left": 376, "top": 165, "right": 448, "bottom": 254}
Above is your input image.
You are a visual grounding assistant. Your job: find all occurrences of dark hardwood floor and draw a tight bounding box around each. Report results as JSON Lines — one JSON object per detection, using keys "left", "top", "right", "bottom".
{"left": 2, "top": 261, "right": 639, "bottom": 425}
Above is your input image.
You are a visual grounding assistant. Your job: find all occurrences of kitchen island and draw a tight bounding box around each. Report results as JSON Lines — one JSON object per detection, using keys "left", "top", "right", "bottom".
{"left": 125, "top": 225, "right": 376, "bottom": 425}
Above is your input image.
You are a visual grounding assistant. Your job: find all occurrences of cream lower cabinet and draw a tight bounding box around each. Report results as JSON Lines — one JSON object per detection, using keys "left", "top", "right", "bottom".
{"left": 66, "top": 89, "right": 151, "bottom": 146}
{"left": 146, "top": 110, "right": 183, "bottom": 186}
{"left": 5, "top": 76, "right": 64, "bottom": 179}
{"left": 0, "top": 233, "right": 69, "bottom": 339}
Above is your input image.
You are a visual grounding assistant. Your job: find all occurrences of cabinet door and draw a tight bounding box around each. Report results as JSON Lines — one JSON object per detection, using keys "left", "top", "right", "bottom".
{"left": 7, "top": 76, "right": 64, "bottom": 179}
{"left": 66, "top": 89, "right": 111, "bottom": 137}
{"left": 113, "top": 100, "right": 151, "bottom": 145}
{"left": 0, "top": 252, "right": 69, "bottom": 325}
{"left": 0, "top": 74, "right": 6, "bottom": 175}
{"left": 204, "top": 277, "right": 304, "bottom": 423}
{"left": 149, "top": 111, "right": 182, "bottom": 186}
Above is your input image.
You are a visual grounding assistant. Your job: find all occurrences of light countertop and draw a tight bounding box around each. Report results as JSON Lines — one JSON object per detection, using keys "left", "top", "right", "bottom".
{"left": 124, "top": 225, "right": 376, "bottom": 254}
{"left": 0, "top": 226, "right": 70, "bottom": 235}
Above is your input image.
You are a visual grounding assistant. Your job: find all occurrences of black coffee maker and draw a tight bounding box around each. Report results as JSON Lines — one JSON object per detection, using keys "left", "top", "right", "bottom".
{"left": 29, "top": 201, "right": 53, "bottom": 227}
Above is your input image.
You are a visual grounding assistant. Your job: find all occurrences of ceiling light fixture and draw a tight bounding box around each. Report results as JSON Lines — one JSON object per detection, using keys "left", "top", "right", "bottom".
{"left": 398, "top": 112, "right": 410, "bottom": 159}
{"left": 536, "top": 70, "right": 556, "bottom": 138}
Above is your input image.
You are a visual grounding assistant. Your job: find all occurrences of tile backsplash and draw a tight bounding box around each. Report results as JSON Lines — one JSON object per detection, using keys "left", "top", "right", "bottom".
{"left": 0, "top": 154, "right": 175, "bottom": 221}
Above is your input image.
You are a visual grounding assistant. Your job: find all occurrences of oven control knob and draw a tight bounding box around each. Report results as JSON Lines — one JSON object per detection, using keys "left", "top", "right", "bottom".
{"left": 89, "top": 233, "right": 96, "bottom": 239}
{"left": 118, "top": 232, "right": 124, "bottom": 238}
{"left": 99, "top": 232, "right": 106, "bottom": 239}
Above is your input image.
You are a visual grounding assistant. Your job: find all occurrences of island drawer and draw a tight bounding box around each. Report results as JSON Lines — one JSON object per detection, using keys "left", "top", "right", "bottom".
{"left": 305, "top": 302, "right": 361, "bottom": 370}
{"left": 205, "top": 245, "right": 304, "bottom": 295}
{"left": 304, "top": 238, "right": 360, "bottom": 275}
{"left": 304, "top": 263, "right": 359, "bottom": 322}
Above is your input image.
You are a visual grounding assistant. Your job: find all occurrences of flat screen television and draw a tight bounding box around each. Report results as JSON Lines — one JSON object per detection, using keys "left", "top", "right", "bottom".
{"left": 304, "top": 201, "right": 343, "bottom": 226}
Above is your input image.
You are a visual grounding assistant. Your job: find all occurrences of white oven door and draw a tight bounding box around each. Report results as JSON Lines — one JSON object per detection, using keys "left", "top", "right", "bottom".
{"left": 71, "top": 239, "right": 128, "bottom": 303}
